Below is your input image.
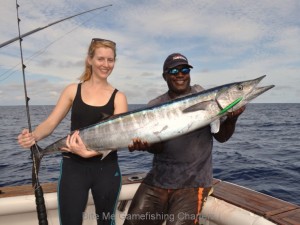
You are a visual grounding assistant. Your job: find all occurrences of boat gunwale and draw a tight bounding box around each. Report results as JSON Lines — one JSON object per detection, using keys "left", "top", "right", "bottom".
{"left": 1, "top": 173, "right": 299, "bottom": 225}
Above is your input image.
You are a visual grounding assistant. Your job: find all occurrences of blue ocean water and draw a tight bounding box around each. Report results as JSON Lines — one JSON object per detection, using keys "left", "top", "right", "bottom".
{"left": 0, "top": 104, "right": 299, "bottom": 206}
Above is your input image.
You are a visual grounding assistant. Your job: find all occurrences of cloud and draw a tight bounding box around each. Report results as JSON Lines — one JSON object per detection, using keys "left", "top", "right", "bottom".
{"left": 0, "top": 0, "right": 299, "bottom": 105}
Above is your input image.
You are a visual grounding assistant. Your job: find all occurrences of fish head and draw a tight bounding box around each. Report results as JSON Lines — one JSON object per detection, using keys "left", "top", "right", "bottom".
{"left": 215, "top": 75, "right": 274, "bottom": 112}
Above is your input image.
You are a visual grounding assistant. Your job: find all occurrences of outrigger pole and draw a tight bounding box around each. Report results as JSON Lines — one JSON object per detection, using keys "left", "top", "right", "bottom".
{"left": 13, "top": 2, "right": 112, "bottom": 224}
{"left": 1, "top": 3, "right": 112, "bottom": 48}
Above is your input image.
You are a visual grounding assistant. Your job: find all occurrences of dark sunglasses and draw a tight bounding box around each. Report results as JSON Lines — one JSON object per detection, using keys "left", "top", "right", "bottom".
{"left": 91, "top": 38, "right": 116, "bottom": 46}
{"left": 168, "top": 67, "right": 191, "bottom": 75}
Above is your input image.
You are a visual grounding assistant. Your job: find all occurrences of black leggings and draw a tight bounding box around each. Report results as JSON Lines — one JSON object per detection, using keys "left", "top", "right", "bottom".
{"left": 58, "top": 152, "right": 121, "bottom": 225}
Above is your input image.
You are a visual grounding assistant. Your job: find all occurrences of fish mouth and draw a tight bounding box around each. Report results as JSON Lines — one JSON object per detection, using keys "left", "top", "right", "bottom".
{"left": 245, "top": 85, "right": 275, "bottom": 102}
{"left": 242, "top": 75, "right": 266, "bottom": 99}
{"left": 215, "top": 75, "right": 274, "bottom": 111}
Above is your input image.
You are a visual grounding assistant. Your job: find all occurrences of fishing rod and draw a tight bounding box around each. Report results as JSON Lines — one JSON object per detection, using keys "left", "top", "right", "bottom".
{"left": 1, "top": 3, "right": 112, "bottom": 48}
{"left": 13, "top": 2, "right": 112, "bottom": 224}
{"left": 15, "top": 3, "right": 48, "bottom": 225}
{"left": 15, "top": 1, "right": 48, "bottom": 224}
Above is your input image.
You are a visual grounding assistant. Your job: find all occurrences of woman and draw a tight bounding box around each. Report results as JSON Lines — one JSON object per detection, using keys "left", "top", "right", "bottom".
{"left": 17, "top": 38, "right": 128, "bottom": 225}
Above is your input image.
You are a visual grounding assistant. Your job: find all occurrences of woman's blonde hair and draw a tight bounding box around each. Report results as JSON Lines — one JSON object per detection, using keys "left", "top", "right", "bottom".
{"left": 79, "top": 39, "right": 116, "bottom": 82}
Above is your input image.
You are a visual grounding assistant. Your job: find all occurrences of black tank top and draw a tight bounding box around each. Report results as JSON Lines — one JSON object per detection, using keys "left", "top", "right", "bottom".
{"left": 71, "top": 83, "right": 118, "bottom": 131}
{"left": 65, "top": 83, "right": 118, "bottom": 161}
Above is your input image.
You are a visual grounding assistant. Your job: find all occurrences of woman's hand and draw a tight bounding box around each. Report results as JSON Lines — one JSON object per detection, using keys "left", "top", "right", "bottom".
{"left": 17, "top": 129, "right": 36, "bottom": 149}
{"left": 61, "top": 130, "right": 100, "bottom": 158}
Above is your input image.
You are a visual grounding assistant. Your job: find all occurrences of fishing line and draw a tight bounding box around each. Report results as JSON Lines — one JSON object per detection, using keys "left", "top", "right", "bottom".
{"left": 0, "top": 13, "right": 97, "bottom": 82}
{"left": 0, "top": 4, "right": 112, "bottom": 48}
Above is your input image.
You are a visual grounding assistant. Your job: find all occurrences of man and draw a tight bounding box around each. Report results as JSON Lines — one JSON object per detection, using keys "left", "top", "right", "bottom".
{"left": 125, "top": 53, "right": 245, "bottom": 225}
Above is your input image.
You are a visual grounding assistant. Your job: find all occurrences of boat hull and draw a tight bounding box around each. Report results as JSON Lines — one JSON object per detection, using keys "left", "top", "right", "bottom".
{"left": 1, "top": 174, "right": 299, "bottom": 225}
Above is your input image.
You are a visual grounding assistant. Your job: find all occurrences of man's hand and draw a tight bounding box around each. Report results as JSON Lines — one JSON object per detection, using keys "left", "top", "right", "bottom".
{"left": 128, "top": 138, "right": 150, "bottom": 152}
{"left": 227, "top": 105, "right": 246, "bottom": 120}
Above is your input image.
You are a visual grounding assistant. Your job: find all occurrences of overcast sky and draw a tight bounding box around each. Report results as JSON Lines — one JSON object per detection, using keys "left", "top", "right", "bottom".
{"left": 0, "top": 0, "right": 299, "bottom": 105}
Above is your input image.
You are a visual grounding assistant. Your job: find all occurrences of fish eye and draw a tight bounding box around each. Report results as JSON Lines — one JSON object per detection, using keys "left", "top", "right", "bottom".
{"left": 237, "top": 85, "right": 243, "bottom": 91}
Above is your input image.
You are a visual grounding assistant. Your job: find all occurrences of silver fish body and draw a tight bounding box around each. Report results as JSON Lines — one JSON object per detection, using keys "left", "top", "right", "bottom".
{"left": 41, "top": 75, "right": 274, "bottom": 158}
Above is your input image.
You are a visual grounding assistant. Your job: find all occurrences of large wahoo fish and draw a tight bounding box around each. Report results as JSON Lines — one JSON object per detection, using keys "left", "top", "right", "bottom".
{"left": 36, "top": 75, "right": 274, "bottom": 162}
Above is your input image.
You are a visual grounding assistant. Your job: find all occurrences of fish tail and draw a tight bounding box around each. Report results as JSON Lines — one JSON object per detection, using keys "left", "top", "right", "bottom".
{"left": 30, "top": 144, "right": 44, "bottom": 187}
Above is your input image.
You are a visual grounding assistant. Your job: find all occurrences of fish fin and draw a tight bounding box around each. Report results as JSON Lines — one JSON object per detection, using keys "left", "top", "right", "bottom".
{"left": 210, "top": 119, "right": 220, "bottom": 133}
{"left": 99, "top": 149, "right": 113, "bottom": 160}
{"left": 182, "top": 101, "right": 212, "bottom": 113}
{"left": 95, "top": 112, "right": 122, "bottom": 123}
{"left": 30, "top": 144, "right": 44, "bottom": 187}
{"left": 99, "top": 112, "right": 112, "bottom": 120}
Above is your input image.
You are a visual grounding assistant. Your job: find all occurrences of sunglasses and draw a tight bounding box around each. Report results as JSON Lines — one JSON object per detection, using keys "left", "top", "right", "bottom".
{"left": 168, "top": 67, "right": 191, "bottom": 75}
{"left": 91, "top": 38, "right": 116, "bottom": 46}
